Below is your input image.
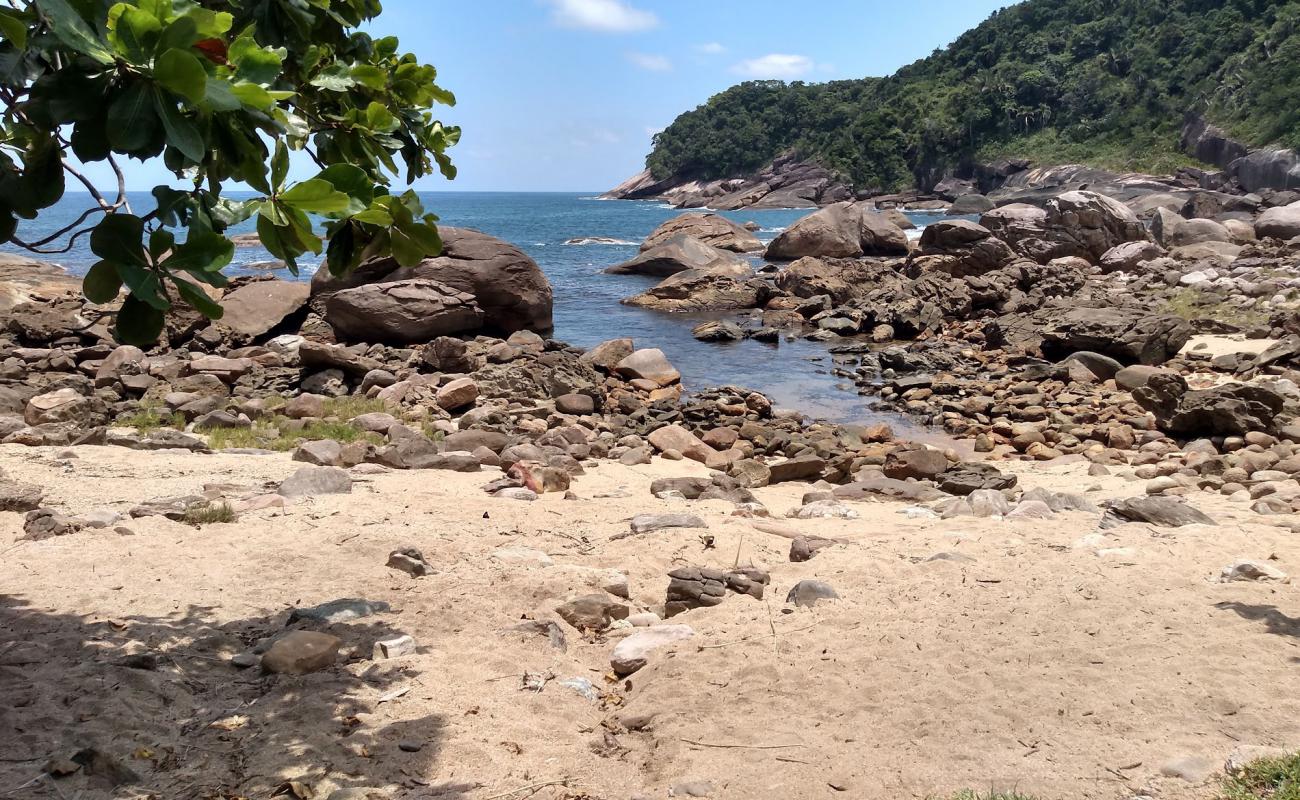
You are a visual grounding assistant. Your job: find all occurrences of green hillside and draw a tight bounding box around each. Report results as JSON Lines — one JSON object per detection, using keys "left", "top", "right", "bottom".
{"left": 644, "top": 0, "right": 1300, "bottom": 191}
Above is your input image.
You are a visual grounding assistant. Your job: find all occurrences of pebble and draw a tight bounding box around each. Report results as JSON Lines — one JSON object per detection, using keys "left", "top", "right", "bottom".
{"left": 397, "top": 740, "right": 423, "bottom": 753}
{"left": 1219, "top": 559, "right": 1290, "bottom": 583}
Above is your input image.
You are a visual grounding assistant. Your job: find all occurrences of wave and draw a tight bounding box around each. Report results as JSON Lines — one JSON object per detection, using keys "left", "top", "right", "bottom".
{"left": 563, "top": 237, "right": 639, "bottom": 246}
{"left": 758, "top": 227, "right": 785, "bottom": 233}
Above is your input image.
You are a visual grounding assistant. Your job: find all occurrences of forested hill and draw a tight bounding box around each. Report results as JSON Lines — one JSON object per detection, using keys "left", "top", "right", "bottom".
{"left": 644, "top": 0, "right": 1300, "bottom": 192}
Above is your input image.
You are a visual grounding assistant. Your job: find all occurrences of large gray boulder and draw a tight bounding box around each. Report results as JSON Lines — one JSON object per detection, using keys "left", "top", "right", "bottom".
{"left": 1037, "top": 306, "right": 1192, "bottom": 365}
{"left": 642, "top": 213, "right": 762, "bottom": 253}
{"left": 312, "top": 227, "right": 552, "bottom": 335}
{"left": 981, "top": 191, "right": 1148, "bottom": 264}
{"left": 765, "top": 202, "right": 910, "bottom": 261}
{"left": 623, "top": 264, "right": 767, "bottom": 312}
{"left": 1255, "top": 201, "right": 1300, "bottom": 241}
{"left": 324, "top": 279, "right": 483, "bottom": 344}
{"left": 1133, "top": 372, "right": 1286, "bottom": 436}
{"left": 606, "top": 235, "right": 744, "bottom": 277}
{"left": 907, "top": 219, "right": 1017, "bottom": 277}
{"left": 1151, "top": 208, "right": 1232, "bottom": 248}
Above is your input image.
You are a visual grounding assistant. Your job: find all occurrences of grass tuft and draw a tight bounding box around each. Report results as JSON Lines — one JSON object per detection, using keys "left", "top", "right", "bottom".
{"left": 183, "top": 501, "right": 236, "bottom": 526}
{"left": 321, "top": 395, "right": 391, "bottom": 419}
{"left": 940, "top": 792, "right": 1039, "bottom": 800}
{"left": 1222, "top": 751, "right": 1300, "bottom": 800}
{"left": 117, "top": 403, "right": 184, "bottom": 433}
{"left": 1163, "top": 287, "right": 1270, "bottom": 328}
{"left": 198, "top": 417, "right": 383, "bottom": 452}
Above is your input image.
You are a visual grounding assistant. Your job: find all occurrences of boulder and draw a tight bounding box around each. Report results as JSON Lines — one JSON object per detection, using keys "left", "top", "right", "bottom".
{"left": 622, "top": 264, "right": 766, "bottom": 312}
{"left": 1255, "top": 201, "right": 1300, "bottom": 240}
{"left": 261, "top": 631, "right": 341, "bottom": 675}
{"left": 766, "top": 202, "right": 909, "bottom": 261}
{"left": 642, "top": 213, "right": 763, "bottom": 253}
{"left": 615, "top": 349, "right": 680, "bottom": 386}
{"left": 1099, "top": 240, "right": 1165, "bottom": 272}
{"left": 24, "top": 388, "right": 90, "bottom": 425}
{"left": 908, "top": 219, "right": 1017, "bottom": 277}
{"left": 607, "top": 235, "right": 745, "bottom": 277}
{"left": 1151, "top": 208, "right": 1232, "bottom": 248}
{"left": 580, "top": 338, "right": 635, "bottom": 372}
{"left": 647, "top": 424, "right": 716, "bottom": 463}
{"left": 312, "top": 227, "right": 552, "bottom": 334}
{"left": 1133, "top": 372, "right": 1285, "bottom": 436}
{"left": 217, "top": 280, "right": 310, "bottom": 339}
{"left": 277, "top": 466, "right": 353, "bottom": 497}
{"left": 325, "top": 279, "right": 483, "bottom": 344}
{"left": 1037, "top": 306, "right": 1192, "bottom": 365}
{"left": 981, "top": 191, "right": 1148, "bottom": 264}
{"left": 883, "top": 446, "right": 949, "bottom": 480}
{"left": 1100, "top": 496, "right": 1215, "bottom": 529}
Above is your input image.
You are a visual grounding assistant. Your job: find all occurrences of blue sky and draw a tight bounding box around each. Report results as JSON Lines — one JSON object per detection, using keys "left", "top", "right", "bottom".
{"left": 91, "top": 0, "right": 1013, "bottom": 193}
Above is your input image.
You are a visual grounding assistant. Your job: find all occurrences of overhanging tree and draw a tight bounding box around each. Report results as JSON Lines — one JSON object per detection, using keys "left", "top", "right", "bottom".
{"left": 0, "top": 0, "right": 459, "bottom": 344}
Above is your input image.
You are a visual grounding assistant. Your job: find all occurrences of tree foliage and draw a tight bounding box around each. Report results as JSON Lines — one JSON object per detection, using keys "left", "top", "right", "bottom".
{"left": 646, "top": 0, "right": 1300, "bottom": 191}
{"left": 0, "top": 0, "right": 458, "bottom": 344}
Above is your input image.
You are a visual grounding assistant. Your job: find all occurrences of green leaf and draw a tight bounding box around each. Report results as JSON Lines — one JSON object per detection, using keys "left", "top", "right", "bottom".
{"left": 148, "top": 228, "right": 174, "bottom": 260}
{"left": 228, "top": 29, "right": 284, "bottom": 83}
{"left": 156, "top": 48, "right": 207, "bottom": 104}
{"left": 90, "top": 214, "right": 148, "bottom": 266}
{"left": 171, "top": 277, "right": 224, "bottom": 319}
{"left": 270, "top": 139, "right": 289, "bottom": 190}
{"left": 24, "top": 135, "right": 64, "bottom": 210}
{"left": 203, "top": 79, "right": 241, "bottom": 112}
{"left": 279, "top": 179, "right": 349, "bottom": 214}
{"left": 228, "top": 82, "right": 274, "bottom": 110}
{"left": 116, "top": 261, "right": 171, "bottom": 310}
{"left": 34, "top": 0, "right": 113, "bottom": 63}
{"left": 0, "top": 9, "right": 28, "bottom": 50}
{"left": 107, "top": 80, "right": 161, "bottom": 153}
{"left": 83, "top": 261, "right": 123, "bottom": 304}
{"left": 350, "top": 64, "right": 386, "bottom": 90}
{"left": 389, "top": 226, "right": 424, "bottom": 267}
{"left": 155, "top": 91, "right": 205, "bottom": 163}
{"left": 350, "top": 207, "right": 393, "bottom": 226}
{"left": 115, "top": 294, "right": 166, "bottom": 346}
{"left": 363, "top": 102, "right": 400, "bottom": 134}
{"left": 163, "top": 230, "right": 233, "bottom": 272}
{"left": 106, "top": 3, "right": 162, "bottom": 63}
{"left": 156, "top": 14, "right": 197, "bottom": 54}
{"left": 70, "top": 118, "right": 111, "bottom": 162}
{"left": 310, "top": 63, "right": 356, "bottom": 91}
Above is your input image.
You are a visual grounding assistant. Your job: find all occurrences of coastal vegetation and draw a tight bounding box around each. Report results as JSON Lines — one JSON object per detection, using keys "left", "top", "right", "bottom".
{"left": 645, "top": 0, "right": 1300, "bottom": 190}
{"left": 0, "top": 0, "right": 457, "bottom": 343}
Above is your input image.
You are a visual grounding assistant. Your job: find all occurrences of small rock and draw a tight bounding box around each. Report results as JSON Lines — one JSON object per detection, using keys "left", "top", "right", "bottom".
{"left": 1219, "top": 560, "right": 1290, "bottom": 583}
{"left": 786, "top": 580, "right": 840, "bottom": 607}
{"left": 261, "top": 630, "right": 342, "bottom": 675}
{"left": 372, "top": 634, "right": 417, "bottom": 660}
{"left": 290, "top": 598, "right": 391, "bottom": 624}
{"left": 386, "top": 548, "right": 434, "bottom": 577}
{"left": 630, "top": 513, "right": 707, "bottom": 534}
{"left": 277, "top": 466, "right": 352, "bottom": 497}
{"left": 610, "top": 624, "right": 695, "bottom": 675}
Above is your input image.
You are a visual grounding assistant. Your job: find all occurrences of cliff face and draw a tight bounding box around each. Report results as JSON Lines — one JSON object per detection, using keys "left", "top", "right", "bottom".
{"left": 601, "top": 153, "right": 853, "bottom": 210}
{"left": 1181, "top": 115, "right": 1300, "bottom": 192}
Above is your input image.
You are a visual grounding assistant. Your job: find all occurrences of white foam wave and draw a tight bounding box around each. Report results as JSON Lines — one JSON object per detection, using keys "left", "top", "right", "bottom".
{"left": 563, "top": 237, "right": 639, "bottom": 246}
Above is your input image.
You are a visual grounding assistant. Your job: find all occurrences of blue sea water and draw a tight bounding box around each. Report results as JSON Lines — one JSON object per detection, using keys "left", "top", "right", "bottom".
{"left": 3, "top": 191, "right": 947, "bottom": 425}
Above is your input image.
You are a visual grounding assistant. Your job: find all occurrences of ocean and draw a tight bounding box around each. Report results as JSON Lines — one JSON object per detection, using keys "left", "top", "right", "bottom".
{"left": 3, "top": 191, "right": 948, "bottom": 426}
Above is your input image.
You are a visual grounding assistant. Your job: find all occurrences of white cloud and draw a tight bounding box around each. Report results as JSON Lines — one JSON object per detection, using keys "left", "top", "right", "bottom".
{"left": 626, "top": 51, "right": 672, "bottom": 71}
{"left": 695, "top": 42, "right": 726, "bottom": 55}
{"left": 730, "top": 53, "right": 815, "bottom": 80}
{"left": 549, "top": 0, "right": 658, "bottom": 32}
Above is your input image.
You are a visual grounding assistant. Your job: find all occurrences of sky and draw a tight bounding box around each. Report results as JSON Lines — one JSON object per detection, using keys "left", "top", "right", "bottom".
{"left": 87, "top": 0, "right": 1014, "bottom": 193}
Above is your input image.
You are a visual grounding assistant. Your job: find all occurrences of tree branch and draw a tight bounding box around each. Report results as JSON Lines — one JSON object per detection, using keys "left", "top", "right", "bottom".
{"left": 14, "top": 205, "right": 103, "bottom": 249}
{"left": 11, "top": 225, "right": 95, "bottom": 255}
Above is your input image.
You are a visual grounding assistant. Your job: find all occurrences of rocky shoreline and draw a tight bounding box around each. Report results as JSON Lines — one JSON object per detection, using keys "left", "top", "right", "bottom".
{"left": 3, "top": 181, "right": 1300, "bottom": 799}
{"left": 2, "top": 175, "right": 1298, "bottom": 534}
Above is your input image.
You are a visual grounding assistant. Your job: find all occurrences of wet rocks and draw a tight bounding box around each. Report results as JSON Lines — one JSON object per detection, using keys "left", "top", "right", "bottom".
{"left": 607, "top": 235, "right": 746, "bottom": 277}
